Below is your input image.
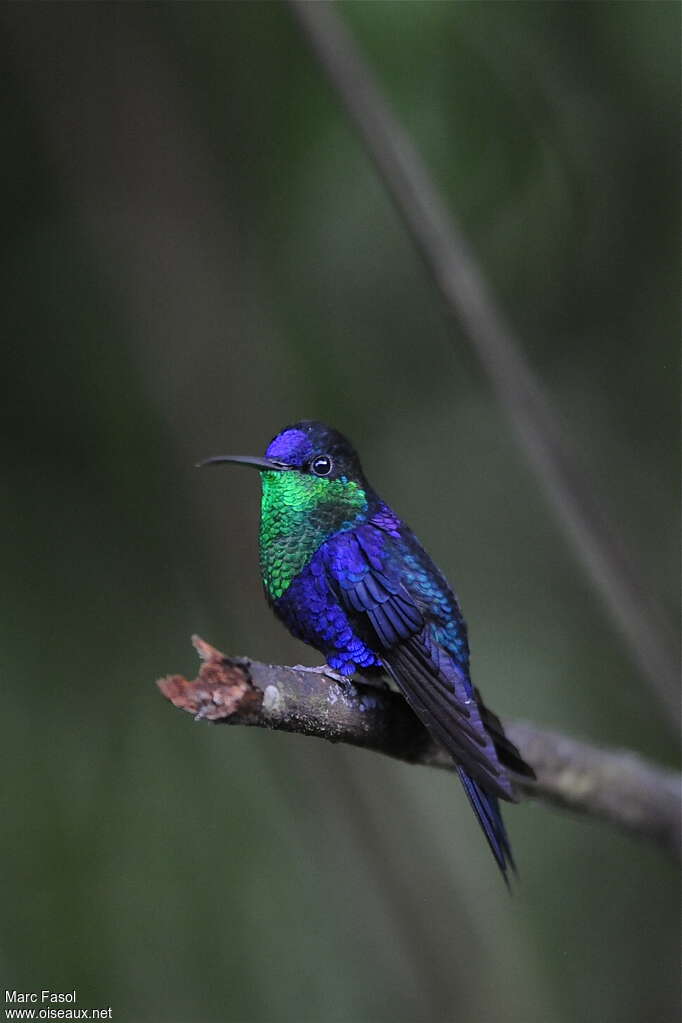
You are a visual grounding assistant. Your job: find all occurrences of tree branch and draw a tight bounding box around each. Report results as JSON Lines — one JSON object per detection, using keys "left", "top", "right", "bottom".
{"left": 287, "top": 0, "right": 679, "bottom": 730}
{"left": 157, "top": 637, "right": 681, "bottom": 859}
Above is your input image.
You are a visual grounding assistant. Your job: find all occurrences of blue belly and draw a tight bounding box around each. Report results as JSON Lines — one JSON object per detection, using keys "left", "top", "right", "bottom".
{"left": 273, "top": 546, "right": 380, "bottom": 675}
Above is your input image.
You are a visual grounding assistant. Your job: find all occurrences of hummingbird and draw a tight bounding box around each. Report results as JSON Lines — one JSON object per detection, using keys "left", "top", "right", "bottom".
{"left": 200, "top": 420, "right": 534, "bottom": 882}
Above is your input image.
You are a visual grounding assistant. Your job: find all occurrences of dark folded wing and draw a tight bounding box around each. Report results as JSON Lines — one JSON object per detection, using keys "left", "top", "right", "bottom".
{"left": 328, "top": 528, "right": 514, "bottom": 801}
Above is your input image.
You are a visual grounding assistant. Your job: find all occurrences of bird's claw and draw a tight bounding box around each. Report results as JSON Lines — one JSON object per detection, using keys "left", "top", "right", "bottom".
{"left": 291, "top": 663, "right": 349, "bottom": 685}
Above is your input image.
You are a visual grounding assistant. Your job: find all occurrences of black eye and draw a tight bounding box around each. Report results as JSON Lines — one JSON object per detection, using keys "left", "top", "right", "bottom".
{"left": 311, "top": 454, "right": 333, "bottom": 477}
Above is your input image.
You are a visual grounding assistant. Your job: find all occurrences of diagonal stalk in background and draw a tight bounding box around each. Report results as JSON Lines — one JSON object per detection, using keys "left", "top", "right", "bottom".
{"left": 288, "top": 0, "right": 679, "bottom": 731}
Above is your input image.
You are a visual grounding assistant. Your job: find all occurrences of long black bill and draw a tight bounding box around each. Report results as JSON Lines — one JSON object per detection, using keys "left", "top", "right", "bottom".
{"left": 195, "top": 454, "right": 292, "bottom": 471}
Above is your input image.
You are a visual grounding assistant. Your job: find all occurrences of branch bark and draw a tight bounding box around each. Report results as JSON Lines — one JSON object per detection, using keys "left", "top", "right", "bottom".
{"left": 158, "top": 637, "right": 681, "bottom": 859}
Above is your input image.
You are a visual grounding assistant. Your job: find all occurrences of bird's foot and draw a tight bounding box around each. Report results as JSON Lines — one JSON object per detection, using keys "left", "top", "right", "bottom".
{"left": 291, "top": 663, "right": 349, "bottom": 685}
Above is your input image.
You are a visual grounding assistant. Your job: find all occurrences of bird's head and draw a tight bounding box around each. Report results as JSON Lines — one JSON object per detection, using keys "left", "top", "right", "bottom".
{"left": 199, "top": 421, "right": 373, "bottom": 547}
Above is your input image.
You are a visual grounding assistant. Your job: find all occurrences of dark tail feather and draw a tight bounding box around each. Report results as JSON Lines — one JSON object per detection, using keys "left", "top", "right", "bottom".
{"left": 457, "top": 767, "right": 516, "bottom": 885}
{"left": 474, "top": 687, "right": 536, "bottom": 781}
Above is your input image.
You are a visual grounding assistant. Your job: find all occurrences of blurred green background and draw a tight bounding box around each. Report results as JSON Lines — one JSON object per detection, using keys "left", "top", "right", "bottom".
{"left": 1, "top": 3, "right": 679, "bottom": 1022}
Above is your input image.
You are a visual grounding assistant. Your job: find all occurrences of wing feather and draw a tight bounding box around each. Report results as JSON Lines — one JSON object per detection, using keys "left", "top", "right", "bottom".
{"left": 328, "top": 528, "right": 514, "bottom": 800}
{"left": 323, "top": 523, "right": 538, "bottom": 879}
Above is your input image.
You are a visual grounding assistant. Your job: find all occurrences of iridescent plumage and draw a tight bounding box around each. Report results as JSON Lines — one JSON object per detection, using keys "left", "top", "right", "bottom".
{"left": 204, "top": 420, "right": 534, "bottom": 882}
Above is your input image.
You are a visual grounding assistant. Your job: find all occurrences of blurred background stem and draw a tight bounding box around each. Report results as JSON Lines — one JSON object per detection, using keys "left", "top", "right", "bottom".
{"left": 289, "top": 0, "right": 680, "bottom": 729}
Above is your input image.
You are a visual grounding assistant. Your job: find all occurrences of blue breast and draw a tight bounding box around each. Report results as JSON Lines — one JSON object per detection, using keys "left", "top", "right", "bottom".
{"left": 274, "top": 535, "right": 381, "bottom": 675}
{"left": 272, "top": 505, "right": 470, "bottom": 684}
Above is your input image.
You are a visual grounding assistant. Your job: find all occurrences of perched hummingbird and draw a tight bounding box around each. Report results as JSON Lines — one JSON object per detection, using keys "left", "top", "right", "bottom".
{"left": 201, "top": 420, "right": 534, "bottom": 881}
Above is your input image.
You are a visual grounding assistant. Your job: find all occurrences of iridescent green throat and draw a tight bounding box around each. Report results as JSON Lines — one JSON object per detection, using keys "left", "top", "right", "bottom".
{"left": 259, "top": 471, "right": 368, "bottom": 600}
